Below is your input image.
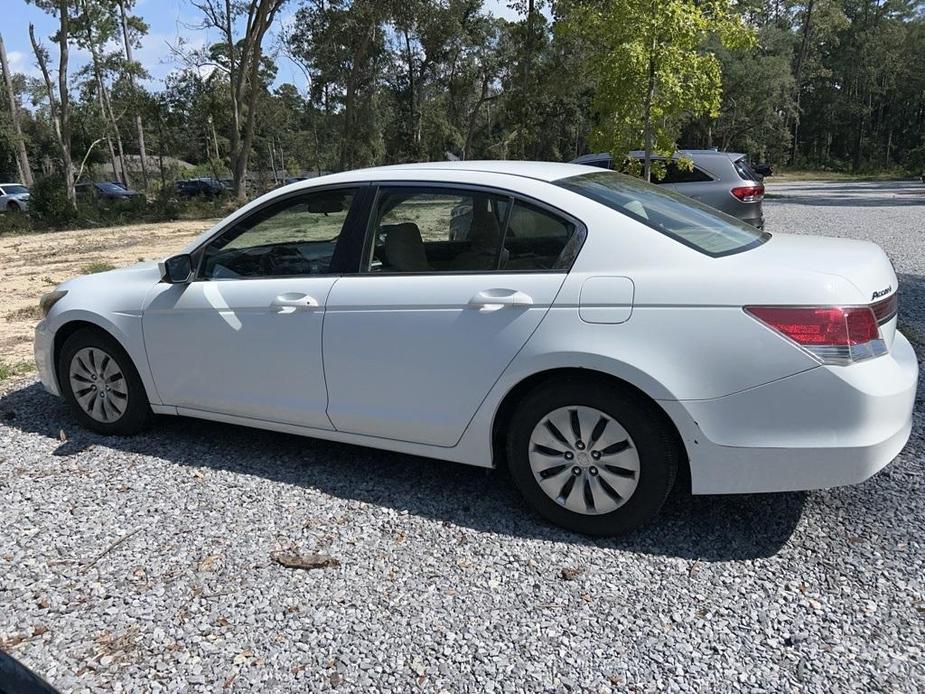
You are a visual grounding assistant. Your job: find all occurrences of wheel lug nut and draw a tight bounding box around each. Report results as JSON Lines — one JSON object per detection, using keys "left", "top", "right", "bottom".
{"left": 575, "top": 441, "right": 585, "bottom": 450}
{"left": 591, "top": 451, "right": 601, "bottom": 460}
{"left": 589, "top": 466, "right": 599, "bottom": 476}
{"left": 564, "top": 452, "right": 574, "bottom": 461}
{"left": 571, "top": 466, "right": 582, "bottom": 476}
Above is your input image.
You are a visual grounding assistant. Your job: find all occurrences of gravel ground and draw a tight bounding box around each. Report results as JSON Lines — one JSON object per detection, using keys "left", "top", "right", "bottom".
{"left": 1, "top": 180, "right": 924, "bottom": 692}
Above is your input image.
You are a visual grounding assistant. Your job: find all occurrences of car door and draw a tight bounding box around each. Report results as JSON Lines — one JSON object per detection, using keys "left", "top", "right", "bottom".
{"left": 322, "top": 184, "right": 584, "bottom": 447}
{"left": 142, "top": 186, "right": 364, "bottom": 428}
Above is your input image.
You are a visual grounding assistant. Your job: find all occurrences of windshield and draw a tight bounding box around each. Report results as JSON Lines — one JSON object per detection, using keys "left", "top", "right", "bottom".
{"left": 2, "top": 185, "right": 28, "bottom": 195}
{"left": 98, "top": 182, "right": 128, "bottom": 193}
{"left": 555, "top": 170, "right": 768, "bottom": 257}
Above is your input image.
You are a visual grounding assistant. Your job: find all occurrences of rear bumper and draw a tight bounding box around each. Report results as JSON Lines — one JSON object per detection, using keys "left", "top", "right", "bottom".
{"left": 662, "top": 331, "right": 918, "bottom": 494}
{"left": 734, "top": 203, "right": 763, "bottom": 229}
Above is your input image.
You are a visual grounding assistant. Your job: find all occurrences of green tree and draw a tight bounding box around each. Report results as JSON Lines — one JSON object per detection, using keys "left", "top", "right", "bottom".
{"left": 562, "top": 0, "right": 755, "bottom": 180}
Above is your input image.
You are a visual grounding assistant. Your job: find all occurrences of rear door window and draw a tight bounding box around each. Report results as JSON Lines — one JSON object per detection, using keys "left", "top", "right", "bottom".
{"left": 660, "top": 162, "right": 713, "bottom": 184}
{"left": 366, "top": 188, "right": 510, "bottom": 273}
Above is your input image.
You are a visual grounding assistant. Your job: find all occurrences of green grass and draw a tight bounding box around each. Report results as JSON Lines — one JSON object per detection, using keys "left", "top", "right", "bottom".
{"left": 81, "top": 261, "right": 117, "bottom": 274}
{"left": 0, "top": 361, "right": 35, "bottom": 381}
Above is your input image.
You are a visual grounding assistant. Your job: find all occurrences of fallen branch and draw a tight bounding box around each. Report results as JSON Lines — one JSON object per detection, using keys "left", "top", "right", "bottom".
{"left": 83, "top": 527, "right": 143, "bottom": 571}
{"left": 270, "top": 549, "right": 340, "bottom": 571}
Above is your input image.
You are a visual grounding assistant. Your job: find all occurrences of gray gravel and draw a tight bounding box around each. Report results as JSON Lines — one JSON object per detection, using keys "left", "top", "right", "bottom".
{"left": 2, "top": 180, "right": 924, "bottom": 692}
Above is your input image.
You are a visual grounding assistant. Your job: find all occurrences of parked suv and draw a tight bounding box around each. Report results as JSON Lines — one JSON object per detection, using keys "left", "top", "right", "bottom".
{"left": 571, "top": 150, "right": 765, "bottom": 229}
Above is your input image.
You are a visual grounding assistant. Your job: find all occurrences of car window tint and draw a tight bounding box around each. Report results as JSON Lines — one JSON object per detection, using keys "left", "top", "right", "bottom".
{"left": 660, "top": 162, "right": 712, "bottom": 184}
{"left": 625, "top": 159, "right": 712, "bottom": 184}
{"left": 733, "top": 158, "right": 760, "bottom": 181}
{"left": 200, "top": 189, "right": 355, "bottom": 279}
{"left": 368, "top": 188, "right": 509, "bottom": 273}
{"left": 556, "top": 170, "right": 768, "bottom": 257}
{"left": 501, "top": 201, "right": 577, "bottom": 270}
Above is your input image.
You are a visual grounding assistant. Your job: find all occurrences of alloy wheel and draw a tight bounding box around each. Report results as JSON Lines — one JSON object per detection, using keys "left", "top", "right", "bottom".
{"left": 68, "top": 346, "right": 129, "bottom": 423}
{"left": 528, "top": 405, "right": 640, "bottom": 515}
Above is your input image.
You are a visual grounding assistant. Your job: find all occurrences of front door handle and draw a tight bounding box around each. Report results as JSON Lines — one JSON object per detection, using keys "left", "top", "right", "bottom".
{"left": 469, "top": 289, "right": 534, "bottom": 309}
{"left": 270, "top": 292, "right": 320, "bottom": 313}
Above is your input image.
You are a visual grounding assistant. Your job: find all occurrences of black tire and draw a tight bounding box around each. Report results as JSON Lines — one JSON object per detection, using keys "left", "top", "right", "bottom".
{"left": 506, "top": 376, "right": 679, "bottom": 536}
{"left": 6, "top": 201, "right": 20, "bottom": 212}
{"left": 0, "top": 650, "right": 59, "bottom": 694}
{"left": 58, "top": 328, "right": 150, "bottom": 435}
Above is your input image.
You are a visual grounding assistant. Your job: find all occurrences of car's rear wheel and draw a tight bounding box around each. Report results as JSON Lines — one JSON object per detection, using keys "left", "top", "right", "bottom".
{"left": 58, "top": 328, "right": 149, "bottom": 435}
{"left": 506, "top": 377, "right": 678, "bottom": 536}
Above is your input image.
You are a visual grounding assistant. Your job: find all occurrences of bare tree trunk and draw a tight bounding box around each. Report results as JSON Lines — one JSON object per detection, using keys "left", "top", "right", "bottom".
{"left": 642, "top": 52, "right": 656, "bottom": 182}
{"left": 118, "top": 0, "right": 148, "bottom": 189}
{"left": 404, "top": 31, "right": 416, "bottom": 155}
{"left": 790, "top": 0, "right": 815, "bottom": 165}
{"left": 462, "top": 75, "right": 491, "bottom": 160}
{"left": 29, "top": 14, "right": 74, "bottom": 202}
{"left": 268, "top": 141, "right": 278, "bottom": 184}
{"left": 0, "top": 34, "right": 33, "bottom": 185}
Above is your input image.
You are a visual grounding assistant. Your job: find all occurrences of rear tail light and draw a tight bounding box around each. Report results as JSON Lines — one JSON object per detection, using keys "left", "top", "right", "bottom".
{"left": 730, "top": 184, "right": 764, "bottom": 203}
{"left": 871, "top": 293, "right": 898, "bottom": 324}
{"left": 745, "top": 305, "right": 887, "bottom": 365}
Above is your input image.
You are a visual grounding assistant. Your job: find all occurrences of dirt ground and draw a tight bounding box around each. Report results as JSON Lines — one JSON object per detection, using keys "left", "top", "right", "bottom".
{"left": 0, "top": 219, "right": 217, "bottom": 369}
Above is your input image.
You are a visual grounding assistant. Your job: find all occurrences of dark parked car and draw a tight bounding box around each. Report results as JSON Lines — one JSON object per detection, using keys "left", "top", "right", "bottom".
{"left": 175, "top": 178, "right": 227, "bottom": 198}
{"left": 75, "top": 181, "right": 144, "bottom": 204}
{"left": 570, "top": 150, "right": 766, "bottom": 229}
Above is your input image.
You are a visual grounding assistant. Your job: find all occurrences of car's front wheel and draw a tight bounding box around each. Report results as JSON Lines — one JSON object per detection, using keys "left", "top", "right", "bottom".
{"left": 506, "top": 377, "right": 679, "bottom": 536}
{"left": 58, "top": 328, "right": 150, "bottom": 435}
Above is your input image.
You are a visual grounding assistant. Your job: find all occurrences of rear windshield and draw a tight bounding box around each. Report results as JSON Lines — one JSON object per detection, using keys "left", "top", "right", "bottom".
{"left": 555, "top": 170, "right": 769, "bottom": 257}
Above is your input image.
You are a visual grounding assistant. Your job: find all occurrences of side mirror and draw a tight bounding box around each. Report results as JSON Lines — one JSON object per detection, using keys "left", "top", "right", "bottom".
{"left": 161, "top": 254, "right": 194, "bottom": 284}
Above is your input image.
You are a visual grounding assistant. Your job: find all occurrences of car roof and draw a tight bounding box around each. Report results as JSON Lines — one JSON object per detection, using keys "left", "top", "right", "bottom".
{"left": 0, "top": 182, "right": 25, "bottom": 186}
{"left": 309, "top": 161, "right": 596, "bottom": 184}
{"left": 573, "top": 150, "right": 746, "bottom": 162}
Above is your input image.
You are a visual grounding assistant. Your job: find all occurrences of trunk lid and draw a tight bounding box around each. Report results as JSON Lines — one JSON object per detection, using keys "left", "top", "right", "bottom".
{"left": 736, "top": 233, "right": 898, "bottom": 346}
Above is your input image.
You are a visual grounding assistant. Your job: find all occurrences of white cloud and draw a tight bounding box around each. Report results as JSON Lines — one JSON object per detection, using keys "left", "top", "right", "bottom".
{"left": 6, "top": 49, "right": 40, "bottom": 78}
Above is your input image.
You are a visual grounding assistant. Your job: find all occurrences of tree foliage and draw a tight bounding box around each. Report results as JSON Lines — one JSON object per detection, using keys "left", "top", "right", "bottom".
{"left": 1, "top": 0, "right": 923, "bottom": 197}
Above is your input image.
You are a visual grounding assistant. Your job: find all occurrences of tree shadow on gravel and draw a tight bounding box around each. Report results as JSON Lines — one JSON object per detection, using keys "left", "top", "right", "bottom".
{"left": 0, "top": 381, "right": 805, "bottom": 562}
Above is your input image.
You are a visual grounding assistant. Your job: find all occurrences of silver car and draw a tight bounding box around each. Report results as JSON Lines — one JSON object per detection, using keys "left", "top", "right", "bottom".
{"left": 0, "top": 183, "right": 30, "bottom": 212}
{"left": 570, "top": 150, "right": 765, "bottom": 229}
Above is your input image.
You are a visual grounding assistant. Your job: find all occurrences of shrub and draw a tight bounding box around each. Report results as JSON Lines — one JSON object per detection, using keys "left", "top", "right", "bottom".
{"left": 29, "top": 175, "right": 78, "bottom": 228}
{"left": 0, "top": 209, "right": 32, "bottom": 235}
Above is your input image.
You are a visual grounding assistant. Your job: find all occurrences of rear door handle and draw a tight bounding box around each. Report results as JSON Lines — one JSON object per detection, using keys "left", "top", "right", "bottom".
{"left": 469, "top": 289, "right": 534, "bottom": 309}
{"left": 270, "top": 292, "right": 320, "bottom": 313}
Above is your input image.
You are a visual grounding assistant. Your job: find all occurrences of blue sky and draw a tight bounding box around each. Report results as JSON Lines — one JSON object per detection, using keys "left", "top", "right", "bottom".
{"left": 3, "top": 0, "right": 522, "bottom": 93}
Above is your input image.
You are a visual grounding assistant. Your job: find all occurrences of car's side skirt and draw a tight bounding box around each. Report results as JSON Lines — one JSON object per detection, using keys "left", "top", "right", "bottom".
{"left": 172, "top": 406, "right": 491, "bottom": 467}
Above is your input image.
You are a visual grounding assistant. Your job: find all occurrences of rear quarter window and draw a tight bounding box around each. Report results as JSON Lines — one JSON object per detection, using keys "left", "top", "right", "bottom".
{"left": 733, "top": 158, "right": 761, "bottom": 181}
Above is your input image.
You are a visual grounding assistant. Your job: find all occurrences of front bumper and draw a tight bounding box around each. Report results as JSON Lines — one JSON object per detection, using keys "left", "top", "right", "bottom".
{"left": 662, "top": 330, "right": 918, "bottom": 494}
{"left": 34, "top": 319, "right": 60, "bottom": 396}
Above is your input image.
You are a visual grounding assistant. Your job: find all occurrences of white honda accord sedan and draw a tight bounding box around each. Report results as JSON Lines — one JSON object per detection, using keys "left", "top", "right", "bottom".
{"left": 34, "top": 162, "right": 917, "bottom": 535}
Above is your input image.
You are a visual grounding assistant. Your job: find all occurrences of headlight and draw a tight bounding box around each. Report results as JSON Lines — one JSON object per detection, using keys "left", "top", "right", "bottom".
{"left": 39, "top": 290, "right": 67, "bottom": 317}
